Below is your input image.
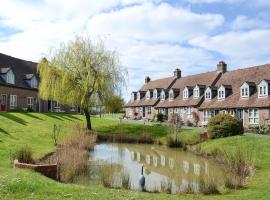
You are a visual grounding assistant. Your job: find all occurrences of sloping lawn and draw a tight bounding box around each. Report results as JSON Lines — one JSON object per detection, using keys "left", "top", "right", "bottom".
{"left": 1, "top": 112, "right": 270, "bottom": 199}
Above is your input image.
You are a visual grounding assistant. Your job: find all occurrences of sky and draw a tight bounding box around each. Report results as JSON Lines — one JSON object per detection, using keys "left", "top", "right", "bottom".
{"left": 0, "top": 0, "right": 270, "bottom": 101}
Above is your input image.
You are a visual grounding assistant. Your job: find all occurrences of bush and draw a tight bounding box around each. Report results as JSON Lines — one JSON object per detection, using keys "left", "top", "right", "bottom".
{"left": 157, "top": 113, "right": 164, "bottom": 122}
{"left": 15, "top": 146, "right": 34, "bottom": 164}
{"left": 207, "top": 114, "right": 244, "bottom": 139}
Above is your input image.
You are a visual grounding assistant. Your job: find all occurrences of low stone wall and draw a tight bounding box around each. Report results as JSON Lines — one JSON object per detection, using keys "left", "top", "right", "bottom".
{"left": 13, "top": 160, "right": 58, "bottom": 180}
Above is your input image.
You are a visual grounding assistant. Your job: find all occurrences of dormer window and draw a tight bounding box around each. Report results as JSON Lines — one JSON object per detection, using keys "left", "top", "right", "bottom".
{"left": 205, "top": 87, "right": 212, "bottom": 100}
{"left": 6, "top": 70, "right": 15, "bottom": 84}
{"left": 218, "top": 86, "right": 225, "bottom": 100}
{"left": 30, "top": 76, "right": 37, "bottom": 88}
{"left": 131, "top": 93, "right": 135, "bottom": 101}
{"left": 161, "top": 90, "right": 165, "bottom": 100}
{"left": 240, "top": 83, "right": 249, "bottom": 98}
{"left": 146, "top": 90, "right": 151, "bottom": 99}
{"left": 183, "top": 87, "right": 189, "bottom": 99}
{"left": 137, "top": 92, "right": 140, "bottom": 100}
{"left": 169, "top": 89, "right": 174, "bottom": 100}
{"left": 153, "top": 89, "right": 158, "bottom": 98}
{"left": 193, "top": 86, "right": 200, "bottom": 99}
{"left": 258, "top": 80, "right": 268, "bottom": 97}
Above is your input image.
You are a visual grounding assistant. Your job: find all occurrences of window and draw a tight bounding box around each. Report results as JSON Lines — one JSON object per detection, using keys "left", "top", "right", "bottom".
{"left": 30, "top": 77, "right": 37, "bottom": 88}
{"left": 169, "top": 89, "right": 174, "bottom": 100}
{"left": 6, "top": 70, "right": 15, "bottom": 84}
{"left": 153, "top": 89, "right": 158, "bottom": 98}
{"left": 183, "top": 88, "right": 189, "bottom": 99}
{"left": 131, "top": 93, "right": 135, "bottom": 101}
{"left": 203, "top": 110, "right": 212, "bottom": 122}
{"left": 249, "top": 109, "right": 259, "bottom": 124}
{"left": 218, "top": 86, "right": 225, "bottom": 100}
{"left": 205, "top": 88, "right": 212, "bottom": 100}
{"left": 147, "top": 106, "right": 151, "bottom": 115}
{"left": 146, "top": 90, "right": 151, "bottom": 99}
{"left": 70, "top": 105, "right": 77, "bottom": 112}
{"left": 137, "top": 92, "right": 140, "bottom": 100}
{"left": 10, "top": 95, "right": 17, "bottom": 108}
{"left": 27, "top": 97, "right": 34, "bottom": 107}
{"left": 240, "top": 83, "right": 249, "bottom": 98}
{"left": 187, "top": 107, "right": 193, "bottom": 119}
{"left": 161, "top": 90, "right": 165, "bottom": 100}
{"left": 54, "top": 101, "right": 61, "bottom": 112}
{"left": 258, "top": 80, "right": 268, "bottom": 97}
{"left": 193, "top": 86, "right": 200, "bottom": 98}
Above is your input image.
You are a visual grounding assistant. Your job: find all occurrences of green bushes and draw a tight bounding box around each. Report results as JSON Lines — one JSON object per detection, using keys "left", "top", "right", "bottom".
{"left": 207, "top": 114, "right": 244, "bottom": 139}
{"left": 157, "top": 113, "right": 164, "bottom": 122}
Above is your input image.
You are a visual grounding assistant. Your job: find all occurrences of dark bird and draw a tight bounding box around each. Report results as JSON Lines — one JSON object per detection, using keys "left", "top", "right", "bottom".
{"left": 139, "top": 165, "right": 145, "bottom": 191}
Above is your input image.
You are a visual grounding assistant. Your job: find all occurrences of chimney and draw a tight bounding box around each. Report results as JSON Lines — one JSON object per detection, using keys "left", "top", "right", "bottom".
{"left": 174, "top": 68, "right": 181, "bottom": 78}
{"left": 217, "top": 61, "right": 227, "bottom": 73}
{"left": 145, "top": 76, "right": 151, "bottom": 83}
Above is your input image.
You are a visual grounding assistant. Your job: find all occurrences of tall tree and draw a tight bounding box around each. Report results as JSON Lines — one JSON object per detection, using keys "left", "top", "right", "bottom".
{"left": 38, "top": 36, "right": 127, "bottom": 130}
{"left": 105, "top": 95, "right": 125, "bottom": 113}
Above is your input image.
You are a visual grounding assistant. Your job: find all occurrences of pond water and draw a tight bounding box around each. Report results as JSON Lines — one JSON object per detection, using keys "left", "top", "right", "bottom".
{"left": 88, "top": 143, "right": 227, "bottom": 193}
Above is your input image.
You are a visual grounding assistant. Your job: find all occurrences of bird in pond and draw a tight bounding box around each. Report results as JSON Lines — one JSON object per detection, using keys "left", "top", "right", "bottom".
{"left": 139, "top": 165, "right": 145, "bottom": 191}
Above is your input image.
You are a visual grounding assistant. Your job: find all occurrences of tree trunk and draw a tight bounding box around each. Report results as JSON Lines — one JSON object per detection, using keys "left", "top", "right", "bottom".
{"left": 84, "top": 109, "right": 92, "bottom": 130}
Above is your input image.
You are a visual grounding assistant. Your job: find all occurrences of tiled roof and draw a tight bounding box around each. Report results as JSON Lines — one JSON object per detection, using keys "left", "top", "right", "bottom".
{"left": 0, "top": 53, "right": 38, "bottom": 90}
{"left": 139, "top": 76, "right": 176, "bottom": 92}
{"left": 200, "top": 64, "right": 270, "bottom": 109}
{"left": 124, "top": 97, "right": 160, "bottom": 107}
{"left": 156, "top": 71, "right": 221, "bottom": 108}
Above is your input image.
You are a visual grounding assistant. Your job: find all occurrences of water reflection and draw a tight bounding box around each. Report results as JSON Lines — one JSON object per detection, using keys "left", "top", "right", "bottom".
{"left": 89, "top": 143, "right": 226, "bottom": 193}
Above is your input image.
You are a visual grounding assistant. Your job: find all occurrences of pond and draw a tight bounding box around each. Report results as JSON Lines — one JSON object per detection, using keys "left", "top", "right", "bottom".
{"left": 88, "top": 143, "right": 227, "bottom": 194}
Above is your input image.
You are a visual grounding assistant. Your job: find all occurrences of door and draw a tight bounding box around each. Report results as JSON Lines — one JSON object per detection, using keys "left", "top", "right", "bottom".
{"left": 142, "top": 107, "right": 145, "bottom": 117}
{"left": 236, "top": 109, "right": 244, "bottom": 124}
{"left": 0, "top": 94, "right": 7, "bottom": 111}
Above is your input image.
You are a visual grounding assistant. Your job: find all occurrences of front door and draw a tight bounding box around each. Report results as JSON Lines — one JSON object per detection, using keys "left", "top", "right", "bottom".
{"left": 142, "top": 107, "right": 145, "bottom": 117}
{"left": 0, "top": 94, "right": 7, "bottom": 111}
{"left": 236, "top": 109, "right": 244, "bottom": 124}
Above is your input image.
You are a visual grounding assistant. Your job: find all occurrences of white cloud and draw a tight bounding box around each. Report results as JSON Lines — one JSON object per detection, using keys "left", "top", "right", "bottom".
{"left": 87, "top": 2, "right": 224, "bottom": 43}
{"left": 231, "top": 15, "right": 270, "bottom": 30}
{"left": 189, "top": 29, "right": 270, "bottom": 67}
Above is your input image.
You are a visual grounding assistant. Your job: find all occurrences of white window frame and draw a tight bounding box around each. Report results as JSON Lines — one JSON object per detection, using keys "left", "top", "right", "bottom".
{"left": 131, "top": 93, "right": 135, "bottom": 101}
{"left": 240, "top": 83, "right": 249, "bottom": 98}
{"left": 205, "top": 87, "right": 212, "bottom": 101}
{"left": 137, "top": 92, "right": 140, "bottom": 100}
{"left": 183, "top": 87, "right": 189, "bottom": 99}
{"left": 160, "top": 90, "right": 166, "bottom": 100}
{"left": 169, "top": 89, "right": 174, "bottom": 100}
{"left": 193, "top": 86, "right": 200, "bottom": 99}
{"left": 146, "top": 90, "right": 151, "bottom": 99}
{"left": 70, "top": 105, "right": 77, "bottom": 112}
{"left": 27, "top": 97, "right": 34, "bottom": 107}
{"left": 218, "top": 85, "right": 225, "bottom": 100}
{"left": 147, "top": 106, "right": 151, "bottom": 115}
{"left": 187, "top": 107, "right": 193, "bottom": 119}
{"left": 153, "top": 89, "right": 158, "bottom": 98}
{"left": 30, "top": 76, "right": 37, "bottom": 88}
{"left": 6, "top": 70, "right": 15, "bottom": 84}
{"left": 10, "top": 95, "right": 17, "bottom": 108}
{"left": 258, "top": 80, "right": 268, "bottom": 97}
{"left": 203, "top": 110, "right": 212, "bottom": 122}
{"left": 249, "top": 109, "right": 259, "bottom": 124}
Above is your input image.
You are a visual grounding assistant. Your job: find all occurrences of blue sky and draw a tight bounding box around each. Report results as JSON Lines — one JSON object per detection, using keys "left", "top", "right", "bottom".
{"left": 0, "top": 0, "right": 270, "bottom": 101}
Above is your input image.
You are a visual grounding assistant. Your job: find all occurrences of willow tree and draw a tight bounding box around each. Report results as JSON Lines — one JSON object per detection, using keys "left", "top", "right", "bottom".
{"left": 38, "top": 36, "right": 127, "bottom": 130}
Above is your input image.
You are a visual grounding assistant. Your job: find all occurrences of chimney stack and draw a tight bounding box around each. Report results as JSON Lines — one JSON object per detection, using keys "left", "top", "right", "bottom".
{"left": 145, "top": 76, "right": 151, "bottom": 83}
{"left": 217, "top": 61, "right": 227, "bottom": 73}
{"left": 174, "top": 68, "right": 181, "bottom": 78}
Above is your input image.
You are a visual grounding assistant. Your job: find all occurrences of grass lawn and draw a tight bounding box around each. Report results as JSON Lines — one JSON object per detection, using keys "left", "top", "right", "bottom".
{"left": 0, "top": 112, "right": 270, "bottom": 199}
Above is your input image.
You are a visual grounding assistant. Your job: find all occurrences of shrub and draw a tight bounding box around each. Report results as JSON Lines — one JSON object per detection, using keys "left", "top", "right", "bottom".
{"left": 199, "top": 177, "right": 220, "bottom": 195}
{"left": 166, "top": 134, "right": 183, "bottom": 148}
{"left": 157, "top": 113, "right": 164, "bottom": 122}
{"left": 207, "top": 114, "right": 244, "bottom": 139}
{"left": 186, "top": 120, "right": 194, "bottom": 127}
{"left": 15, "top": 146, "right": 34, "bottom": 164}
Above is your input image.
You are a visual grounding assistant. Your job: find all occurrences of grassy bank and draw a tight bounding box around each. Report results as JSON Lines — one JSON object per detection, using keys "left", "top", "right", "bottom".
{"left": 1, "top": 112, "right": 270, "bottom": 199}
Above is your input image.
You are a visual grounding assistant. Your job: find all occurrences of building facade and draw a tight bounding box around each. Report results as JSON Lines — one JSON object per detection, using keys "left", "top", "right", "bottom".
{"left": 125, "top": 61, "right": 270, "bottom": 127}
{"left": 0, "top": 53, "right": 79, "bottom": 113}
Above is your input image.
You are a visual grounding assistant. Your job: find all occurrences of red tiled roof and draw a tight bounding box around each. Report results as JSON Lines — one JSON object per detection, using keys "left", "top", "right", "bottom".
{"left": 200, "top": 64, "right": 270, "bottom": 109}
{"left": 139, "top": 76, "right": 176, "bottom": 92}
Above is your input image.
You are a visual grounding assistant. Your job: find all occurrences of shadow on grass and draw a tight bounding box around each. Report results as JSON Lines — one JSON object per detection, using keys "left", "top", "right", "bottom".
{"left": 64, "top": 114, "right": 82, "bottom": 121}
{"left": 21, "top": 112, "right": 43, "bottom": 120}
{"left": 43, "top": 113, "right": 64, "bottom": 121}
{"left": 0, "top": 113, "right": 27, "bottom": 125}
{"left": 0, "top": 128, "right": 9, "bottom": 135}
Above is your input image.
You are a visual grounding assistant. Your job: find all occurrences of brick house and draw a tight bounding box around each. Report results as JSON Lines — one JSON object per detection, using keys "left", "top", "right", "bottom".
{"left": 125, "top": 69, "right": 180, "bottom": 119}
{"left": 125, "top": 61, "right": 270, "bottom": 127}
{"left": 0, "top": 53, "right": 79, "bottom": 113}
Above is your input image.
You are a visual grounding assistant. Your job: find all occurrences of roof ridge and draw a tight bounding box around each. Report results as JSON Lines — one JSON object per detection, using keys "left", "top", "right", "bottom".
{"left": 0, "top": 53, "right": 37, "bottom": 64}
{"left": 226, "top": 63, "right": 270, "bottom": 73}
